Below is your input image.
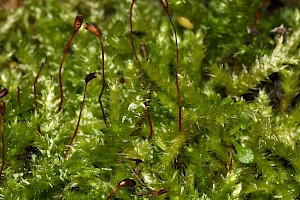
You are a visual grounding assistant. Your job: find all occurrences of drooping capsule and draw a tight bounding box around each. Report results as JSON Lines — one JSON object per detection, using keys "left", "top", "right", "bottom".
{"left": 85, "top": 23, "right": 101, "bottom": 38}
{"left": 118, "top": 178, "right": 136, "bottom": 188}
{"left": 106, "top": 179, "right": 136, "bottom": 200}
{"left": 85, "top": 72, "right": 100, "bottom": 84}
{"left": 0, "top": 88, "right": 8, "bottom": 98}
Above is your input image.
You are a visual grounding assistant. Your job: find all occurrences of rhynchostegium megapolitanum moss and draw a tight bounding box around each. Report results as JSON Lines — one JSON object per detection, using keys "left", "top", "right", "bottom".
{"left": 0, "top": 0, "right": 300, "bottom": 199}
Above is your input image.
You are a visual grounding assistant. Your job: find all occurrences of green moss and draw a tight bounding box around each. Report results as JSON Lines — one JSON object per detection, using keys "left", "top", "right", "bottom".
{"left": 0, "top": 0, "right": 300, "bottom": 199}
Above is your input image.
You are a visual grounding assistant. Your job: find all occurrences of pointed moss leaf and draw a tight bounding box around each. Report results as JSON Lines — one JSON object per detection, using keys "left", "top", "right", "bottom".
{"left": 230, "top": 125, "right": 240, "bottom": 136}
{"left": 231, "top": 139, "right": 254, "bottom": 164}
{"left": 239, "top": 112, "right": 251, "bottom": 130}
{"left": 238, "top": 148, "right": 254, "bottom": 164}
{"left": 220, "top": 97, "right": 233, "bottom": 105}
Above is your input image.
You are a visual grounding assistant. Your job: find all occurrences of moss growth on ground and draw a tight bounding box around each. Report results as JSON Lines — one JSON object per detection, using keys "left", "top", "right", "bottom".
{"left": 0, "top": 0, "right": 300, "bottom": 199}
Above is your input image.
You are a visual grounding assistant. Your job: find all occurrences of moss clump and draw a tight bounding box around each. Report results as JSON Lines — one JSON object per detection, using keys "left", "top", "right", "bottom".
{"left": 0, "top": 0, "right": 300, "bottom": 199}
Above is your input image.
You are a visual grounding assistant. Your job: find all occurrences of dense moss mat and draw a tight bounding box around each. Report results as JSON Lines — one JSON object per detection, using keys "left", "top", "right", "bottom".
{"left": 1, "top": 0, "right": 300, "bottom": 199}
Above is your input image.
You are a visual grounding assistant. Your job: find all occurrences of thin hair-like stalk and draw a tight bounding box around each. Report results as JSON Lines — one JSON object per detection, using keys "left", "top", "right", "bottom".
{"left": 58, "top": 15, "right": 83, "bottom": 113}
{"left": 140, "top": 42, "right": 153, "bottom": 139}
{"left": 146, "top": 84, "right": 153, "bottom": 140}
{"left": 130, "top": 0, "right": 145, "bottom": 90}
{"left": 126, "top": 161, "right": 171, "bottom": 198}
{"left": 0, "top": 88, "right": 8, "bottom": 181}
{"left": 161, "top": 0, "right": 182, "bottom": 132}
{"left": 130, "top": 2, "right": 154, "bottom": 139}
{"left": 254, "top": 0, "right": 270, "bottom": 25}
{"left": 34, "top": 62, "right": 45, "bottom": 111}
{"left": 84, "top": 23, "right": 108, "bottom": 127}
{"left": 64, "top": 72, "right": 100, "bottom": 159}
{"left": 17, "top": 85, "right": 21, "bottom": 106}
{"left": 227, "top": 159, "right": 233, "bottom": 176}
{"left": 149, "top": 188, "right": 170, "bottom": 200}
{"left": 0, "top": 102, "right": 5, "bottom": 181}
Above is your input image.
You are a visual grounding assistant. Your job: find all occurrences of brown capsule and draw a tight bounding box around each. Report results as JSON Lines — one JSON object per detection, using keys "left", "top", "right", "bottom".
{"left": 0, "top": 88, "right": 8, "bottom": 98}
{"left": 119, "top": 77, "right": 125, "bottom": 84}
{"left": 85, "top": 72, "right": 100, "bottom": 84}
{"left": 161, "top": 0, "right": 169, "bottom": 13}
{"left": 84, "top": 23, "right": 101, "bottom": 38}
{"left": 74, "top": 15, "right": 83, "bottom": 32}
{"left": 119, "top": 179, "right": 136, "bottom": 188}
{"left": 0, "top": 101, "right": 6, "bottom": 116}
{"left": 106, "top": 179, "right": 136, "bottom": 200}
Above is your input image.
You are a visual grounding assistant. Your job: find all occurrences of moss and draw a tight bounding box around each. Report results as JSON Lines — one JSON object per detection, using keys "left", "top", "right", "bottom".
{"left": 0, "top": 0, "right": 300, "bottom": 199}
